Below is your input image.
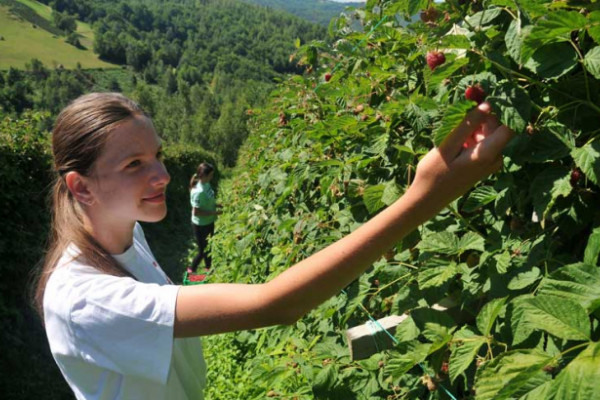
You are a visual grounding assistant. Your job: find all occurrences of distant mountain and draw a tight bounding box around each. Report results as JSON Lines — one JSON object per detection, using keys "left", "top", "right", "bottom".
{"left": 242, "top": 0, "right": 365, "bottom": 26}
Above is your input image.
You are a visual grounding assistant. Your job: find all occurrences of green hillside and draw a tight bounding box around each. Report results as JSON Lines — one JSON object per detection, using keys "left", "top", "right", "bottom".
{"left": 0, "top": 1, "right": 114, "bottom": 69}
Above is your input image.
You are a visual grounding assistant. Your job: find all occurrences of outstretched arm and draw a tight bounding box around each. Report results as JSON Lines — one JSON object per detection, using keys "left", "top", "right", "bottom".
{"left": 174, "top": 102, "right": 513, "bottom": 337}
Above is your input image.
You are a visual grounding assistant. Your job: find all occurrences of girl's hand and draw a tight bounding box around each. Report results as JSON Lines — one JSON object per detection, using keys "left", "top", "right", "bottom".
{"left": 409, "top": 102, "right": 513, "bottom": 209}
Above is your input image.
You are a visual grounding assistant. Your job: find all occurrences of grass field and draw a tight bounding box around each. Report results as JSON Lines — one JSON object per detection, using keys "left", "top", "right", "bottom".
{"left": 0, "top": 3, "right": 115, "bottom": 69}
{"left": 16, "top": 0, "right": 96, "bottom": 48}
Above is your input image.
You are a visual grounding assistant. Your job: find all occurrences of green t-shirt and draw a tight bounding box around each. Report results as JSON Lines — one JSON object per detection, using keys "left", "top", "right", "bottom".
{"left": 190, "top": 182, "right": 216, "bottom": 226}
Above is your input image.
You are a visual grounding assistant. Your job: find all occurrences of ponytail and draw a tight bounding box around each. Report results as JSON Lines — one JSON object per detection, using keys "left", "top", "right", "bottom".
{"left": 189, "top": 162, "right": 214, "bottom": 191}
{"left": 33, "top": 93, "right": 142, "bottom": 319}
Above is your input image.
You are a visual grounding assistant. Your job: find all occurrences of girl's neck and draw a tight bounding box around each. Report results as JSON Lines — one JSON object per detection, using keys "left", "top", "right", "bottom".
{"left": 83, "top": 212, "right": 136, "bottom": 255}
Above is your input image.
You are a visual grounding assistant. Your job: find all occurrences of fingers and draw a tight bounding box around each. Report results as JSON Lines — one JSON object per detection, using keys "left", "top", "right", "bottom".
{"left": 439, "top": 102, "right": 492, "bottom": 158}
{"left": 476, "top": 124, "right": 515, "bottom": 158}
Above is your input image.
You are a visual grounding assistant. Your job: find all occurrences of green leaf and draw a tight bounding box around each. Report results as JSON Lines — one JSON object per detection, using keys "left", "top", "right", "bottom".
{"left": 427, "top": 57, "right": 469, "bottom": 90}
{"left": 530, "top": 167, "right": 572, "bottom": 222}
{"left": 510, "top": 295, "right": 536, "bottom": 345}
{"left": 449, "top": 327, "right": 486, "bottom": 384}
{"left": 494, "top": 251, "right": 512, "bottom": 274}
{"left": 488, "top": 81, "right": 531, "bottom": 133}
{"left": 382, "top": 180, "right": 401, "bottom": 206}
{"left": 458, "top": 232, "right": 485, "bottom": 253}
{"left": 587, "top": 11, "right": 600, "bottom": 44}
{"left": 505, "top": 20, "right": 533, "bottom": 64}
{"left": 518, "top": 295, "right": 591, "bottom": 341}
{"left": 433, "top": 101, "right": 473, "bottom": 146}
{"left": 523, "top": 42, "right": 578, "bottom": 79}
{"left": 394, "top": 316, "right": 420, "bottom": 343}
{"left": 385, "top": 342, "right": 431, "bottom": 378}
{"left": 508, "top": 267, "right": 541, "bottom": 290}
{"left": 521, "top": 11, "right": 587, "bottom": 63}
{"left": 538, "top": 263, "right": 600, "bottom": 313}
{"left": 474, "top": 350, "right": 553, "bottom": 400}
{"left": 417, "top": 231, "right": 459, "bottom": 255}
{"left": 312, "top": 365, "right": 338, "bottom": 397}
{"left": 363, "top": 184, "right": 386, "bottom": 214}
{"left": 463, "top": 186, "right": 498, "bottom": 212}
{"left": 584, "top": 47, "right": 600, "bottom": 79}
{"left": 466, "top": 8, "right": 503, "bottom": 27}
{"left": 548, "top": 341, "right": 600, "bottom": 400}
{"left": 584, "top": 228, "right": 600, "bottom": 266}
{"left": 571, "top": 140, "right": 600, "bottom": 186}
{"left": 407, "top": 0, "right": 428, "bottom": 17}
{"left": 418, "top": 261, "right": 459, "bottom": 289}
{"left": 477, "top": 297, "right": 507, "bottom": 336}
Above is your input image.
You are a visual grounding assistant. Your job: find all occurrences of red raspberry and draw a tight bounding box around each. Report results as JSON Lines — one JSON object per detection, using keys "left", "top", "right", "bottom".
{"left": 420, "top": 7, "right": 439, "bottom": 23}
{"left": 426, "top": 51, "right": 446, "bottom": 71}
{"left": 570, "top": 168, "right": 582, "bottom": 186}
{"left": 465, "top": 84, "right": 486, "bottom": 104}
{"left": 324, "top": 72, "right": 332, "bottom": 82}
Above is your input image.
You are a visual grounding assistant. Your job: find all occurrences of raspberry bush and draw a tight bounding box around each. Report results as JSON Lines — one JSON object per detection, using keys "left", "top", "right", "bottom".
{"left": 206, "top": 0, "right": 600, "bottom": 398}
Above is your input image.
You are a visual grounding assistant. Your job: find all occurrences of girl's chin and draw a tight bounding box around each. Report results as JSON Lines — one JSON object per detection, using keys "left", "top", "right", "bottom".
{"left": 139, "top": 206, "right": 168, "bottom": 222}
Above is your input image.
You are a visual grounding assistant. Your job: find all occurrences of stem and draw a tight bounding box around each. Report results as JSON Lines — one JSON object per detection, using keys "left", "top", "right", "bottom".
{"left": 569, "top": 39, "right": 591, "bottom": 102}
{"left": 447, "top": 203, "right": 486, "bottom": 239}
{"left": 557, "top": 342, "right": 590, "bottom": 360}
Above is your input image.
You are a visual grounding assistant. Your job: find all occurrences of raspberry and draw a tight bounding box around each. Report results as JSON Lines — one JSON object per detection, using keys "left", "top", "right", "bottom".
{"left": 570, "top": 168, "right": 582, "bottom": 186}
{"left": 465, "top": 84, "right": 486, "bottom": 104}
{"left": 420, "top": 7, "right": 439, "bottom": 23}
{"left": 426, "top": 51, "right": 446, "bottom": 71}
{"left": 324, "top": 72, "right": 332, "bottom": 82}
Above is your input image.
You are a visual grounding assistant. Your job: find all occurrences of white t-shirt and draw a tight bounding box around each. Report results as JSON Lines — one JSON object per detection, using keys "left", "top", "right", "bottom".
{"left": 43, "top": 223, "right": 206, "bottom": 400}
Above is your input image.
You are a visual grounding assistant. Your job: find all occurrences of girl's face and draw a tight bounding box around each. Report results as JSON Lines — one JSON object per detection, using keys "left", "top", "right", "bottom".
{"left": 87, "top": 115, "right": 170, "bottom": 225}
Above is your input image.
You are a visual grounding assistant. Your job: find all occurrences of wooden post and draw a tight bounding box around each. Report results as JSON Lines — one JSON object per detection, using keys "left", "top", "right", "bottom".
{"left": 345, "top": 298, "right": 458, "bottom": 360}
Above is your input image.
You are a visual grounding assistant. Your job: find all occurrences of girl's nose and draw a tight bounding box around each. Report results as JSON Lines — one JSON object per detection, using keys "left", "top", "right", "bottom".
{"left": 151, "top": 159, "right": 171, "bottom": 186}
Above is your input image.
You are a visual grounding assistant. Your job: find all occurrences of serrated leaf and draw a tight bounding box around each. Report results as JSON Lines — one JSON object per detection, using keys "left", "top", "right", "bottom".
{"left": 510, "top": 295, "right": 537, "bottom": 345}
{"left": 584, "top": 46, "right": 600, "bottom": 79}
{"left": 394, "top": 316, "right": 420, "bottom": 343}
{"left": 530, "top": 167, "right": 572, "bottom": 222}
{"left": 508, "top": 267, "right": 541, "bottom": 290}
{"left": 433, "top": 101, "right": 473, "bottom": 146}
{"left": 363, "top": 184, "right": 386, "bottom": 214}
{"left": 584, "top": 228, "right": 600, "bottom": 266}
{"left": 427, "top": 57, "right": 469, "bottom": 90}
{"left": 466, "top": 8, "right": 503, "bottom": 27}
{"left": 488, "top": 81, "right": 531, "bottom": 133}
{"left": 505, "top": 20, "right": 533, "bottom": 64}
{"left": 463, "top": 186, "right": 498, "bottom": 212}
{"left": 458, "top": 232, "right": 485, "bottom": 253}
{"left": 382, "top": 180, "right": 401, "bottom": 206}
{"left": 407, "top": 0, "right": 428, "bottom": 17}
{"left": 477, "top": 297, "right": 507, "bottom": 336}
{"left": 494, "top": 251, "right": 512, "bottom": 274}
{"left": 571, "top": 140, "right": 600, "bottom": 186}
{"left": 417, "top": 261, "right": 459, "bottom": 289}
{"left": 385, "top": 342, "right": 431, "bottom": 378}
{"left": 474, "top": 350, "right": 553, "bottom": 400}
{"left": 519, "top": 295, "right": 591, "bottom": 341}
{"left": 538, "top": 263, "right": 600, "bottom": 313}
{"left": 312, "top": 365, "right": 338, "bottom": 396}
{"left": 523, "top": 42, "right": 577, "bottom": 79}
{"left": 547, "top": 341, "right": 600, "bottom": 400}
{"left": 417, "top": 231, "right": 459, "bottom": 254}
{"left": 521, "top": 11, "right": 587, "bottom": 63}
{"left": 588, "top": 11, "right": 600, "bottom": 44}
{"left": 449, "top": 327, "right": 486, "bottom": 384}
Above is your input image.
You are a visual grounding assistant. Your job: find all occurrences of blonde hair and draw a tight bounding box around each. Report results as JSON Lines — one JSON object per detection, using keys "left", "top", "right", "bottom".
{"left": 34, "top": 93, "right": 146, "bottom": 317}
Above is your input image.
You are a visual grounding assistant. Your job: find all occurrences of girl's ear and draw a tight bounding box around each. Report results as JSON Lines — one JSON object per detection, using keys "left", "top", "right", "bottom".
{"left": 65, "top": 171, "right": 95, "bottom": 206}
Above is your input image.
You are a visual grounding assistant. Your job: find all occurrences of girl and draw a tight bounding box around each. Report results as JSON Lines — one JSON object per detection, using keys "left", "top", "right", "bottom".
{"left": 35, "top": 92, "right": 512, "bottom": 399}
{"left": 188, "top": 162, "right": 221, "bottom": 274}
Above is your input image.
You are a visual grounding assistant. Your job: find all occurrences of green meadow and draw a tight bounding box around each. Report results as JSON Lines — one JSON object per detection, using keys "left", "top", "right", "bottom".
{"left": 0, "top": 3, "right": 114, "bottom": 69}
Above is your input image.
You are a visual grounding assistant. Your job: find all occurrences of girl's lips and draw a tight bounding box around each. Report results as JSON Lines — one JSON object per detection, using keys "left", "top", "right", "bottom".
{"left": 143, "top": 192, "right": 166, "bottom": 203}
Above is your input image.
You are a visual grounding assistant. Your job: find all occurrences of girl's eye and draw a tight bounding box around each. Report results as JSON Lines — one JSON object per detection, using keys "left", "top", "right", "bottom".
{"left": 126, "top": 160, "right": 141, "bottom": 168}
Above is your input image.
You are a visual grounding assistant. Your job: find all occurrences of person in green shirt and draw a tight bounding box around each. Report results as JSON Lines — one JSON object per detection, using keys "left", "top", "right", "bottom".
{"left": 188, "top": 162, "right": 221, "bottom": 273}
